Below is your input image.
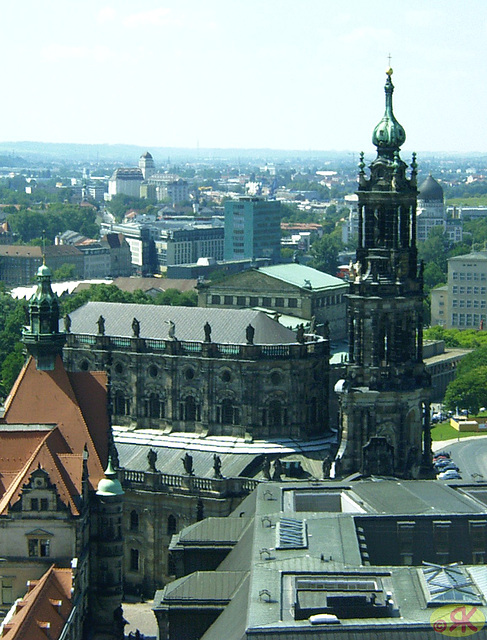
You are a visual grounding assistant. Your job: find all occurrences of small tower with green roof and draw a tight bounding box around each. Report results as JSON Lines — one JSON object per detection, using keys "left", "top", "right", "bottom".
{"left": 22, "top": 262, "right": 66, "bottom": 371}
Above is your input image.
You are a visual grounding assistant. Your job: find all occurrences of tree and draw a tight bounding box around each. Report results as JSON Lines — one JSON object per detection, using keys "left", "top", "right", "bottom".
{"left": 309, "top": 233, "right": 342, "bottom": 275}
{"left": 53, "top": 263, "right": 76, "bottom": 281}
{"left": 444, "top": 366, "right": 487, "bottom": 414}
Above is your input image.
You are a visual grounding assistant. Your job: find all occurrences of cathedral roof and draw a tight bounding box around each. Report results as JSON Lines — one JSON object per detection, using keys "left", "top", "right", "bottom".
{"left": 418, "top": 174, "right": 444, "bottom": 202}
{"left": 66, "top": 302, "right": 298, "bottom": 344}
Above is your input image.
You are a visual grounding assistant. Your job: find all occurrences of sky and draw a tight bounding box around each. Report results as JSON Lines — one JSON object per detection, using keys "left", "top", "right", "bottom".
{"left": 1, "top": 0, "right": 487, "bottom": 154}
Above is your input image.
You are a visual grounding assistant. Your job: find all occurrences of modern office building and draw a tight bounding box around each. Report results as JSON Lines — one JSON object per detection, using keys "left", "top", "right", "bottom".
{"left": 224, "top": 197, "right": 281, "bottom": 263}
{"left": 446, "top": 251, "right": 487, "bottom": 330}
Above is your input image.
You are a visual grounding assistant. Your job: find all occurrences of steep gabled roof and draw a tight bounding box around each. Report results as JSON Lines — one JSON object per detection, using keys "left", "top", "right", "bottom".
{"left": 1, "top": 356, "right": 108, "bottom": 490}
{"left": 0, "top": 427, "right": 83, "bottom": 516}
{"left": 1, "top": 564, "right": 72, "bottom": 639}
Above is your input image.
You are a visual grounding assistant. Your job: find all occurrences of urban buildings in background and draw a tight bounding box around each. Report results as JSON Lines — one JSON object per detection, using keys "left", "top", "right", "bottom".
{"left": 431, "top": 250, "right": 487, "bottom": 330}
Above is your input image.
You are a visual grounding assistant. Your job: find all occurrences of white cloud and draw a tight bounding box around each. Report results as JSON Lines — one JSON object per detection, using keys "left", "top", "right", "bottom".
{"left": 41, "top": 44, "right": 114, "bottom": 63}
{"left": 123, "top": 7, "right": 179, "bottom": 28}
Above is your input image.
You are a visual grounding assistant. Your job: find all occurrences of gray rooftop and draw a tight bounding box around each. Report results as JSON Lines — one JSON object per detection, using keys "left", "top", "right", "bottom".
{"left": 67, "top": 301, "right": 298, "bottom": 344}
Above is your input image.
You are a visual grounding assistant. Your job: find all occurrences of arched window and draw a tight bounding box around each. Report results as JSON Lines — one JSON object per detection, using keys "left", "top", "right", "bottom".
{"left": 167, "top": 514, "right": 177, "bottom": 536}
{"left": 130, "top": 548, "right": 139, "bottom": 572}
{"left": 115, "top": 391, "right": 126, "bottom": 415}
{"left": 168, "top": 556, "right": 176, "bottom": 576}
{"left": 269, "top": 400, "right": 282, "bottom": 429}
{"left": 150, "top": 393, "right": 160, "bottom": 418}
{"left": 185, "top": 396, "right": 196, "bottom": 421}
{"left": 221, "top": 399, "right": 234, "bottom": 425}
{"left": 130, "top": 510, "right": 139, "bottom": 531}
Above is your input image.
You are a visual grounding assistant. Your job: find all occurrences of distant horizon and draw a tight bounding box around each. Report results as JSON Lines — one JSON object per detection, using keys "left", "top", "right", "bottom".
{"left": 1, "top": 2, "right": 487, "bottom": 155}
{"left": 0, "top": 140, "right": 486, "bottom": 161}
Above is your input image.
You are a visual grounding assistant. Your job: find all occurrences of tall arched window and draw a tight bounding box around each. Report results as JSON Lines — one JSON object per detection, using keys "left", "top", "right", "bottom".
{"left": 150, "top": 393, "right": 161, "bottom": 418}
{"left": 130, "top": 510, "right": 139, "bottom": 531}
{"left": 115, "top": 391, "right": 126, "bottom": 415}
{"left": 269, "top": 400, "right": 282, "bottom": 429}
{"left": 221, "top": 399, "right": 234, "bottom": 425}
{"left": 185, "top": 396, "right": 196, "bottom": 421}
{"left": 167, "top": 514, "right": 177, "bottom": 536}
{"left": 130, "top": 548, "right": 139, "bottom": 572}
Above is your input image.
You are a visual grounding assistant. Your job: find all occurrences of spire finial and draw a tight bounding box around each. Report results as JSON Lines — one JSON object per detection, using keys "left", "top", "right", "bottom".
{"left": 386, "top": 53, "right": 393, "bottom": 76}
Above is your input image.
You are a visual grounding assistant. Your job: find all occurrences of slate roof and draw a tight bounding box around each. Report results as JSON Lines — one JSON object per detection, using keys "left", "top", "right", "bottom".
{"left": 67, "top": 302, "right": 298, "bottom": 344}
{"left": 157, "top": 480, "right": 487, "bottom": 640}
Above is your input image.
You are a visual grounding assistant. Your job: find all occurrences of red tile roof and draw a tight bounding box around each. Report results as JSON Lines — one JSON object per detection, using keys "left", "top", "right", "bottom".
{"left": 1, "top": 565, "right": 72, "bottom": 639}
{"left": 1, "top": 356, "right": 108, "bottom": 497}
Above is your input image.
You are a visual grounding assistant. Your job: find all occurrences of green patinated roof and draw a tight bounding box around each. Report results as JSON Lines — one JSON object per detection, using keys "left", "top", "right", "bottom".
{"left": 258, "top": 264, "right": 345, "bottom": 291}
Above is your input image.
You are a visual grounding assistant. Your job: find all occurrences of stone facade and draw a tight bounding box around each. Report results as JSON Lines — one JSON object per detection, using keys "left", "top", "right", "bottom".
{"left": 63, "top": 316, "right": 329, "bottom": 441}
{"left": 335, "top": 70, "right": 432, "bottom": 479}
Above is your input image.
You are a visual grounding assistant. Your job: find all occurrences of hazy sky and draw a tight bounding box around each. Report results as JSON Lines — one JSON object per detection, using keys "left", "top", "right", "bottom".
{"left": 1, "top": 1, "right": 487, "bottom": 153}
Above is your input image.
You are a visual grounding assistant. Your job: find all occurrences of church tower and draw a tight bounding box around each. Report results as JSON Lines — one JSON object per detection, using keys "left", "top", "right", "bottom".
{"left": 336, "top": 69, "right": 432, "bottom": 478}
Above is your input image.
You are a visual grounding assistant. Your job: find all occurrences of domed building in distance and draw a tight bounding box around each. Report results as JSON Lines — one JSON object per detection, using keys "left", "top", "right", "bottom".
{"left": 416, "top": 174, "right": 463, "bottom": 243}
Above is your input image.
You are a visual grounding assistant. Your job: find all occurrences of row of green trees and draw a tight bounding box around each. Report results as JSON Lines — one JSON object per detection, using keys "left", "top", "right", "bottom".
{"left": 424, "top": 326, "right": 487, "bottom": 414}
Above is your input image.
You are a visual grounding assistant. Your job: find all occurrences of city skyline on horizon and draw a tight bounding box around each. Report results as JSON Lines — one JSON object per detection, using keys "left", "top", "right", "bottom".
{"left": 1, "top": 1, "right": 487, "bottom": 154}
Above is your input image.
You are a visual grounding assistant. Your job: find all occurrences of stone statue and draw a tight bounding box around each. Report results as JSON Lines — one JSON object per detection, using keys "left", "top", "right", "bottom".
{"left": 213, "top": 453, "right": 222, "bottom": 478}
{"left": 323, "top": 319, "right": 330, "bottom": 339}
{"left": 147, "top": 448, "right": 157, "bottom": 472}
{"left": 309, "top": 315, "right": 316, "bottom": 334}
{"left": 246, "top": 323, "right": 255, "bottom": 345}
{"left": 272, "top": 458, "right": 283, "bottom": 481}
{"left": 132, "top": 317, "right": 140, "bottom": 338}
{"left": 204, "top": 321, "right": 212, "bottom": 343}
{"left": 262, "top": 456, "right": 271, "bottom": 480}
{"left": 322, "top": 454, "right": 332, "bottom": 479}
{"left": 296, "top": 324, "right": 305, "bottom": 344}
{"left": 97, "top": 315, "right": 105, "bottom": 336}
{"left": 182, "top": 452, "right": 194, "bottom": 475}
{"left": 166, "top": 320, "right": 176, "bottom": 340}
{"left": 64, "top": 314, "right": 71, "bottom": 333}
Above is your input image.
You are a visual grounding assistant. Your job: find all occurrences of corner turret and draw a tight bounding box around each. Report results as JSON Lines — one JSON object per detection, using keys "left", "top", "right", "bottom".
{"left": 22, "top": 263, "right": 66, "bottom": 370}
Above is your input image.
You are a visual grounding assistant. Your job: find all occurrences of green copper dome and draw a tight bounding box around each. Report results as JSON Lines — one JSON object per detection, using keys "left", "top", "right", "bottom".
{"left": 372, "top": 69, "right": 406, "bottom": 152}
{"left": 97, "top": 457, "right": 124, "bottom": 496}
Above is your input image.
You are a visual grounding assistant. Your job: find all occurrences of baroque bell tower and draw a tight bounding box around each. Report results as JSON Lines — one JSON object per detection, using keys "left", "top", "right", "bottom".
{"left": 336, "top": 68, "right": 432, "bottom": 478}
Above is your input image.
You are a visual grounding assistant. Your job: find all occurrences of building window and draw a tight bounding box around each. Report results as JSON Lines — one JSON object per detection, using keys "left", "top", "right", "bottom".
{"left": 224, "top": 295, "right": 233, "bottom": 305}
{"left": 275, "top": 297, "right": 284, "bottom": 307}
{"left": 250, "top": 296, "right": 258, "bottom": 306}
{"left": 262, "top": 297, "right": 272, "bottom": 307}
{"left": 31, "top": 498, "right": 39, "bottom": 511}
{"left": 130, "top": 548, "right": 139, "bottom": 572}
{"left": 167, "top": 514, "right": 177, "bottom": 535}
{"left": 130, "top": 510, "right": 139, "bottom": 531}
{"left": 40, "top": 498, "right": 48, "bottom": 511}
{"left": 236, "top": 296, "right": 246, "bottom": 306}
{"left": 28, "top": 538, "right": 50, "bottom": 557}
{"left": 288, "top": 298, "right": 298, "bottom": 308}
{"left": 210, "top": 295, "right": 220, "bottom": 304}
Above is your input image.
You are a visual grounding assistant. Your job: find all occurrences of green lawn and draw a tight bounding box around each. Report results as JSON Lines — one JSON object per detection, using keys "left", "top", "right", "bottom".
{"left": 431, "top": 421, "right": 487, "bottom": 442}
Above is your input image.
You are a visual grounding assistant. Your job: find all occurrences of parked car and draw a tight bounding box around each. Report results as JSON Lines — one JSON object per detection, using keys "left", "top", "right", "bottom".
{"left": 436, "top": 462, "right": 460, "bottom": 473}
{"left": 433, "top": 451, "right": 450, "bottom": 460}
{"left": 437, "top": 469, "right": 462, "bottom": 480}
{"left": 434, "top": 460, "right": 458, "bottom": 471}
